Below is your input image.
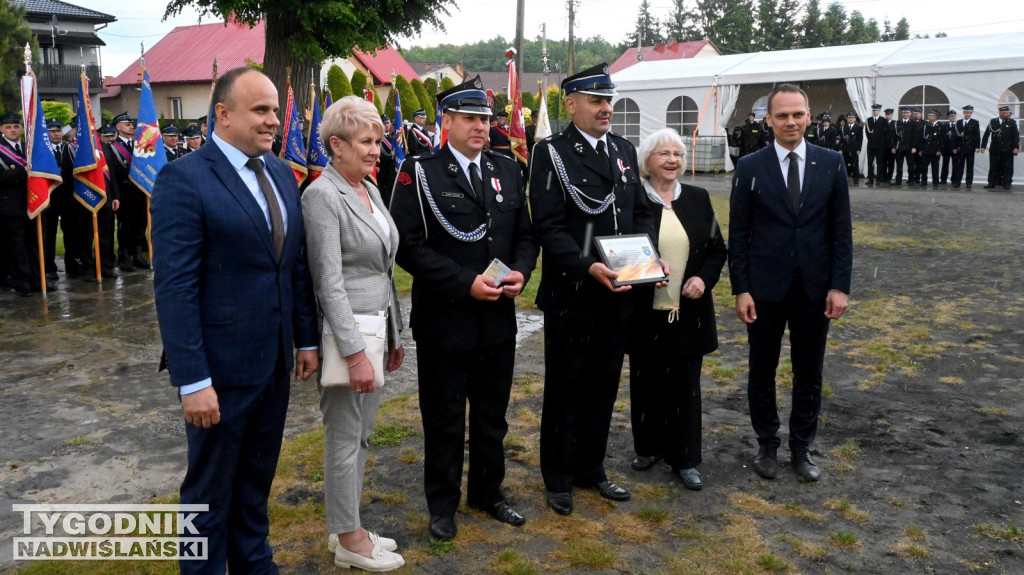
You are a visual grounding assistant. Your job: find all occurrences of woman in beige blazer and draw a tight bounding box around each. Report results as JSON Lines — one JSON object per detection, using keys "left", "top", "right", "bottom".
{"left": 302, "top": 96, "right": 405, "bottom": 572}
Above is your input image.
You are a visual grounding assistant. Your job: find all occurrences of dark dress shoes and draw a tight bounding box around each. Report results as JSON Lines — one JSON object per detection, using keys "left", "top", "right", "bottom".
{"left": 480, "top": 501, "right": 526, "bottom": 526}
{"left": 676, "top": 468, "right": 703, "bottom": 491}
{"left": 45, "top": 272, "right": 59, "bottom": 282}
{"left": 983, "top": 184, "right": 997, "bottom": 189}
{"left": 631, "top": 454, "right": 662, "bottom": 471}
{"left": 428, "top": 515, "right": 457, "bottom": 540}
{"left": 792, "top": 451, "right": 821, "bottom": 482}
{"left": 546, "top": 491, "right": 573, "bottom": 515}
{"left": 594, "top": 481, "right": 631, "bottom": 502}
{"left": 753, "top": 445, "right": 778, "bottom": 479}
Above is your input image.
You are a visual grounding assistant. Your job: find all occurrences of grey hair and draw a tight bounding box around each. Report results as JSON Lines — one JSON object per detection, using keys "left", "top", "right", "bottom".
{"left": 637, "top": 128, "right": 687, "bottom": 179}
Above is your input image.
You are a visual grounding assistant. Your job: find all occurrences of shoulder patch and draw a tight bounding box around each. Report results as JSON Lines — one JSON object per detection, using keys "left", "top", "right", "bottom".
{"left": 397, "top": 171, "right": 412, "bottom": 186}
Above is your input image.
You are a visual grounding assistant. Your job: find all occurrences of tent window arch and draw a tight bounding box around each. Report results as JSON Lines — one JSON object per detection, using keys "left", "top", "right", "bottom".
{"left": 666, "top": 96, "right": 699, "bottom": 137}
{"left": 612, "top": 98, "right": 640, "bottom": 146}
{"left": 899, "top": 85, "right": 950, "bottom": 119}
{"left": 751, "top": 96, "right": 768, "bottom": 120}
{"left": 999, "top": 82, "right": 1024, "bottom": 148}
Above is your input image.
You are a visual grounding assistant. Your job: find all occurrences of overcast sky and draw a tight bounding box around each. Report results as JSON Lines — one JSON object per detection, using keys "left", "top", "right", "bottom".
{"left": 71, "top": 0, "right": 1023, "bottom": 78}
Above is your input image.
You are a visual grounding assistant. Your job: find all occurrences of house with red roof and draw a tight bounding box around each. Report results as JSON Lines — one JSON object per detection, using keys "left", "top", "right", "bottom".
{"left": 104, "top": 19, "right": 265, "bottom": 121}
{"left": 608, "top": 39, "right": 722, "bottom": 75}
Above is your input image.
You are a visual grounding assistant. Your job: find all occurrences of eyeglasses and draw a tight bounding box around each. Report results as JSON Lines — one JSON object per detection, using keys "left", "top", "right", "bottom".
{"left": 654, "top": 150, "right": 684, "bottom": 159}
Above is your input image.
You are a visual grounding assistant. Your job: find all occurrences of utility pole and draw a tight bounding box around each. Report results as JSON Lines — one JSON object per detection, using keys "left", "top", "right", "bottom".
{"left": 541, "top": 23, "right": 550, "bottom": 94}
{"left": 567, "top": 0, "right": 578, "bottom": 76}
{"left": 515, "top": 0, "right": 525, "bottom": 73}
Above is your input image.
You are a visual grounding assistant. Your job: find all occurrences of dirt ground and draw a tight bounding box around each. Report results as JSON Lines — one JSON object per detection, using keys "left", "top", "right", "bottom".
{"left": 1, "top": 175, "right": 1022, "bottom": 574}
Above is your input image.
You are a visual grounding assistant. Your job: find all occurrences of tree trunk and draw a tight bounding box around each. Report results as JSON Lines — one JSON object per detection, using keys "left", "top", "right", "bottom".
{"left": 264, "top": 14, "right": 319, "bottom": 125}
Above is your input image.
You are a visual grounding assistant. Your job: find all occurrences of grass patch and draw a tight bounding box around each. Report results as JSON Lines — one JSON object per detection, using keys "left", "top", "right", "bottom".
{"left": 63, "top": 435, "right": 90, "bottom": 446}
{"left": 939, "top": 376, "right": 964, "bottom": 385}
{"left": 560, "top": 537, "right": 616, "bottom": 569}
{"left": 824, "top": 497, "right": 870, "bottom": 522}
{"left": 829, "top": 530, "right": 861, "bottom": 548}
{"left": 972, "top": 523, "right": 1023, "bottom": 541}
{"left": 829, "top": 440, "right": 860, "bottom": 474}
{"left": 428, "top": 538, "right": 455, "bottom": 556}
{"left": 977, "top": 406, "right": 1010, "bottom": 416}
{"left": 635, "top": 507, "right": 671, "bottom": 525}
{"left": 776, "top": 533, "right": 830, "bottom": 559}
{"left": 904, "top": 524, "right": 927, "bottom": 541}
{"left": 492, "top": 548, "right": 538, "bottom": 575}
{"left": 729, "top": 493, "right": 827, "bottom": 521}
{"left": 757, "top": 554, "right": 792, "bottom": 572}
{"left": 894, "top": 541, "right": 929, "bottom": 558}
{"left": 367, "top": 423, "right": 417, "bottom": 447}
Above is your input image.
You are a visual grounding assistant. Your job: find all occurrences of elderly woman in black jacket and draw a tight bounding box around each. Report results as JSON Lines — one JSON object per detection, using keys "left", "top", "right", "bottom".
{"left": 627, "top": 128, "right": 728, "bottom": 490}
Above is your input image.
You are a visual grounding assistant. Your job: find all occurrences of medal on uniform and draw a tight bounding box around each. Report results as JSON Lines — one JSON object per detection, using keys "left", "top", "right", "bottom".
{"left": 491, "top": 178, "right": 503, "bottom": 203}
{"left": 617, "top": 158, "right": 630, "bottom": 183}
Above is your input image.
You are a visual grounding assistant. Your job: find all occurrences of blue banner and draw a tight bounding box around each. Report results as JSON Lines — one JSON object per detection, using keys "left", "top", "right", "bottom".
{"left": 72, "top": 73, "right": 107, "bottom": 212}
{"left": 393, "top": 88, "right": 406, "bottom": 164}
{"left": 129, "top": 69, "right": 167, "bottom": 197}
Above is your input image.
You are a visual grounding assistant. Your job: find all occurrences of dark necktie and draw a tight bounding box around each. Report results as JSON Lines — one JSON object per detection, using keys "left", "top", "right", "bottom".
{"left": 468, "top": 161, "right": 485, "bottom": 208}
{"left": 245, "top": 158, "right": 285, "bottom": 261}
{"left": 596, "top": 140, "right": 612, "bottom": 177}
{"left": 15, "top": 143, "right": 22, "bottom": 155}
{"left": 787, "top": 151, "right": 801, "bottom": 212}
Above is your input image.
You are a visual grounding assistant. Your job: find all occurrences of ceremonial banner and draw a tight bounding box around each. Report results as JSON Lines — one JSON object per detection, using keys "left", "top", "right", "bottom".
{"left": 306, "top": 86, "right": 328, "bottom": 183}
{"left": 506, "top": 52, "right": 528, "bottom": 165}
{"left": 536, "top": 88, "right": 552, "bottom": 141}
{"left": 129, "top": 68, "right": 167, "bottom": 196}
{"left": 324, "top": 88, "right": 333, "bottom": 110}
{"left": 280, "top": 81, "right": 308, "bottom": 186}
{"left": 20, "top": 73, "right": 61, "bottom": 219}
{"left": 72, "top": 72, "right": 107, "bottom": 212}
{"left": 392, "top": 87, "right": 406, "bottom": 164}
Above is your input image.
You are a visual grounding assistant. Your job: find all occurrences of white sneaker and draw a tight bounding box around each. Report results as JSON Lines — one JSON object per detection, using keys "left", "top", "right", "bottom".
{"left": 328, "top": 531, "right": 398, "bottom": 553}
{"left": 333, "top": 542, "right": 405, "bottom": 571}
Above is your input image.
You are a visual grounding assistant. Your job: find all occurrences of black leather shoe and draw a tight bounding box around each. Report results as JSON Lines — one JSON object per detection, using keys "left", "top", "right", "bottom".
{"left": 792, "top": 451, "right": 821, "bottom": 482}
{"left": 45, "top": 272, "right": 59, "bottom": 282}
{"left": 428, "top": 515, "right": 457, "bottom": 540}
{"left": 546, "top": 491, "right": 573, "bottom": 515}
{"left": 753, "top": 445, "right": 778, "bottom": 479}
{"left": 594, "top": 481, "right": 631, "bottom": 501}
{"left": 133, "top": 246, "right": 151, "bottom": 269}
{"left": 631, "top": 454, "right": 662, "bottom": 471}
{"left": 676, "top": 468, "right": 703, "bottom": 491}
{"left": 984, "top": 184, "right": 996, "bottom": 189}
{"left": 481, "top": 501, "right": 525, "bottom": 526}
{"left": 101, "top": 266, "right": 119, "bottom": 278}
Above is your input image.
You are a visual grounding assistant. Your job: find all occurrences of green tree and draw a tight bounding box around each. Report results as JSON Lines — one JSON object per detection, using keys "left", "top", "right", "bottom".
{"left": 774, "top": 0, "right": 802, "bottom": 50}
{"left": 0, "top": 2, "right": 37, "bottom": 114}
{"left": 41, "top": 101, "right": 72, "bottom": 125}
{"left": 755, "top": 0, "right": 780, "bottom": 50}
{"left": 164, "top": 0, "right": 453, "bottom": 122}
{"left": 423, "top": 77, "right": 438, "bottom": 99}
{"left": 893, "top": 17, "right": 911, "bottom": 41}
{"left": 394, "top": 76, "right": 419, "bottom": 122}
{"left": 371, "top": 93, "right": 383, "bottom": 115}
{"left": 624, "top": 0, "right": 664, "bottom": 49}
{"left": 351, "top": 69, "right": 370, "bottom": 99}
{"left": 384, "top": 87, "right": 395, "bottom": 120}
{"left": 440, "top": 77, "right": 455, "bottom": 91}
{"left": 800, "top": 0, "right": 823, "bottom": 47}
{"left": 819, "top": 2, "right": 848, "bottom": 46}
{"left": 521, "top": 91, "right": 536, "bottom": 113}
{"left": 326, "top": 64, "right": 353, "bottom": 100}
{"left": 410, "top": 78, "right": 434, "bottom": 123}
{"left": 665, "top": 0, "right": 699, "bottom": 43}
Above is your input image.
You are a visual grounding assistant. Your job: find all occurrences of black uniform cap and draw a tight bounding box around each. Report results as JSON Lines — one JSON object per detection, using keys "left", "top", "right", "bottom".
{"left": 927, "top": 109, "right": 939, "bottom": 118}
{"left": 162, "top": 125, "right": 180, "bottom": 135}
{"left": 112, "top": 112, "right": 134, "bottom": 125}
{"left": 962, "top": 105, "right": 974, "bottom": 111}
{"left": 884, "top": 108, "right": 894, "bottom": 114}
{"left": 98, "top": 125, "right": 116, "bottom": 135}
{"left": 561, "top": 63, "right": 617, "bottom": 97}
{"left": 947, "top": 110, "right": 957, "bottom": 117}
{"left": 183, "top": 125, "right": 202, "bottom": 138}
{"left": 413, "top": 109, "right": 427, "bottom": 118}
{"left": 871, "top": 104, "right": 882, "bottom": 110}
{"left": 47, "top": 118, "right": 63, "bottom": 130}
{"left": 436, "top": 76, "right": 492, "bottom": 116}
{"left": 998, "top": 105, "right": 1010, "bottom": 112}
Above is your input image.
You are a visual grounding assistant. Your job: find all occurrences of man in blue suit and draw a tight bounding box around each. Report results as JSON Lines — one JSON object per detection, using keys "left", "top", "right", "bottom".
{"left": 729, "top": 84, "right": 853, "bottom": 483}
{"left": 152, "top": 66, "right": 319, "bottom": 574}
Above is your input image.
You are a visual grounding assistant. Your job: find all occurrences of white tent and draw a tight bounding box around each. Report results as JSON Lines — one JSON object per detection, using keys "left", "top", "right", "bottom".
{"left": 613, "top": 33, "right": 1024, "bottom": 180}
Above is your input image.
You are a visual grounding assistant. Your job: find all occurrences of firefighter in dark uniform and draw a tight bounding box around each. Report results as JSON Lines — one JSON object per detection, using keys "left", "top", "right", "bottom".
{"left": 0, "top": 112, "right": 32, "bottom": 296}
{"left": 376, "top": 114, "right": 397, "bottom": 206}
{"left": 108, "top": 112, "right": 148, "bottom": 271}
{"left": 891, "top": 106, "right": 916, "bottom": 186}
{"left": 740, "top": 113, "right": 762, "bottom": 157}
{"left": 909, "top": 108, "right": 926, "bottom": 184}
{"left": 528, "top": 63, "right": 656, "bottom": 515}
{"left": 161, "top": 125, "right": 183, "bottom": 163}
{"left": 919, "top": 110, "right": 943, "bottom": 188}
{"left": 952, "top": 105, "right": 981, "bottom": 189}
{"left": 865, "top": 104, "right": 885, "bottom": 185}
{"left": 44, "top": 118, "right": 77, "bottom": 281}
{"left": 91, "top": 125, "right": 121, "bottom": 280}
{"left": 819, "top": 114, "right": 839, "bottom": 152}
{"left": 390, "top": 76, "right": 538, "bottom": 540}
{"left": 881, "top": 108, "right": 896, "bottom": 185}
{"left": 981, "top": 105, "right": 1020, "bottom": 190}
{"left": 804, "top": 114, "right": 821, "bottom": 147}
{"left": 405, "top": 109, "right": 433, "bottom": 156}
{"left": 842, "top": 112, "right": 863, "bottom": 184}
{"left": 940, "top": 110, "right": 957, "bottom": 184}
{"left": 489, "top": 110, "right": 513, "bottom": 159}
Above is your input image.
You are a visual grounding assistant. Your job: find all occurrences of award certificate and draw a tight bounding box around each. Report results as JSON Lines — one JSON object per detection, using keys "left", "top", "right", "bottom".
{"left": 593, "top": 234, "right": 667, "bottom": 286}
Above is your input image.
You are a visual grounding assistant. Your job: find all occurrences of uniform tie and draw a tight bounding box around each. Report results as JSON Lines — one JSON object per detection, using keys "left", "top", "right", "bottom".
{"left": 245, "top": 158, "right": 285, "bottom": 261}
{"left": 787, "top": 151, "right": 801, "bottom": 212}
{"left": 15, "top": 143, "right": 22, "bottom": 155}
{"left": 596, "top": 139, "right": 612, "bottom": 178}
{"left": 468, "top": 161, "right": 485, "bottom": 208}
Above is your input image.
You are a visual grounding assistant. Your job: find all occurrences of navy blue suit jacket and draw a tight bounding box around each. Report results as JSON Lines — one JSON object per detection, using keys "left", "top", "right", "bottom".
{"left": 729, "top": 143, "right": 853, "bottom": 303}
{"left": 152, "top": 139, "right": 318, "bottom": 389}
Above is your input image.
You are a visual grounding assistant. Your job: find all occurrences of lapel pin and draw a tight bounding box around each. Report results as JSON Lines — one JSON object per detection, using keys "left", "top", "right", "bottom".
{"left": 447, "top": 163, "right": 459, "bottom": 174}
{"left": 574, "top": 142, "right": 584, "bottom": 154}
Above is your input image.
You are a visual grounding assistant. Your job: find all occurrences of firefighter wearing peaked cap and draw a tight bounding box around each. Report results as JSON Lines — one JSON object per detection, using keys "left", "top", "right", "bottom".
{"left": 405, "top": 108, "right": 433, "bottom": 157}
{"left": 980, "top": 105, "right": 1020, "bottom": 190}
{"left": 952, "top": 105, "right": 981, "bottom": 189}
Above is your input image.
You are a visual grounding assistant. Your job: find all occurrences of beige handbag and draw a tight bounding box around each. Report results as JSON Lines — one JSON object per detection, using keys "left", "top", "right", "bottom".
{"left": 320, "top": 312, "right": 387, "bottom": 388}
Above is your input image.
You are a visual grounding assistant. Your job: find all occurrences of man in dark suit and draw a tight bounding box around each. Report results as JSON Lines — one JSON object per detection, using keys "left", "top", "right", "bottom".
{"left": 391, "top": 76, "right": 537, "bottom": 540}
{"left": 376, "top": 115, "right": 396, "bottom": 205}
{"left": 919, "top": 110, "right": 944, "bottom": 189}
{"left": 0, "top": 112, "right": 32, "bottom": 296}
{"left": 729, "top": 84, "right": 852, "bottom": 483}
{"left": 981, "top": 105, "right": 1020, "bottom": 190}
{"left": 841, "top": 112, "right": 863, "bottom": 184}
{"left": 891, "top": 106, "right": 916, "bottom": 186}
{"left": 488, "top": 110, "right": 513, "bottom": 158}
{"left": 529, "top": 63, "right": 655, "bottom": 514}
{"left": 161, "top": 125, "right": 183, "bottom": 162}
{"left": 152, "top": 66, "right": 319, "bottom": 575}
{"left": 865, "top": 104, "right": 885, "bottom": 186}
{"left": 108, "top": 112, "right": 148, "bottom": 272}
{"left": 44, "top": 118, "right": 77, "bottom": 281}
{"left": 952, "top": 105, "right": 981, "bottom": 189}
{"left": 405, "top": 109, "right": 433, "bottom": 156}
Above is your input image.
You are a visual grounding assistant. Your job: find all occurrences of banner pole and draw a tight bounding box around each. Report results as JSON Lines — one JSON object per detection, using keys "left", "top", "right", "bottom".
{"left": 147, "top": 196, "right": 153, "bottom": 262}
{"left": 35, "top": 216, "right": 46, "bottom": 294}
{"left": 93, "top": 213, "right": 102, "bottom": 281}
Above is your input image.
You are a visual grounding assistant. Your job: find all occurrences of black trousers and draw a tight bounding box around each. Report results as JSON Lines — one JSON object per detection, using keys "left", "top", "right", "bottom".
{"left": 417, "top": 340, "right": 515, "bottom": 517}
{"left": 843, "top": 152, "right": 859, "bottom": 182}
{"left": 746, "top": 274, "right": 831, "bottom": 454}
{"left": 117, "top": 185, "right": 149, "bottom": 255}
{"left": 179, "top": 350, "right": 289, "bottom": 575}
{"left": 882, "top": 149, "right": 896, "bottom": 183}
{"left": 988, "top": 150, "right": 1015, "bottom": 187}
{"left": 0, "top": 213, "right": 31, "bottom": 291}
{"left": 940, "top": 151, "right": 953, "bottom": 183}
{"left": 952, "top": 150, "right": 975, "bottom": 186}
{"left": 893, "top": 150, "right": 914, "bottom": 184}
{"left": 919, "top": 153, "right": 940, "bottom": 185}
{"left": 866, "top": 147, "right": 882, "bottom": 182}
{"left": 628, "top": 313, "right": 704, "bottom": 470}
{"left": 43, "top": 191, "right": 70, "bottom": 274}
{"left": 540, "top": 313, "right": 627, "bottom": 493}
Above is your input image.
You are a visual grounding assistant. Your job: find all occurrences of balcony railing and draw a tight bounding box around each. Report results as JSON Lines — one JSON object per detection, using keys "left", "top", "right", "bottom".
{"left": 36, "top": 64, "right": 103, "bottom": 91}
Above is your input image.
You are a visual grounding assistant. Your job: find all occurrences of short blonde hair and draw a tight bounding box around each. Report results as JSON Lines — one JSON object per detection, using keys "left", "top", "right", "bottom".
{"left": 319, "top": 95, "right": 383, "bottom": 152}
{"left": 637, "top": 128, "right": 687, "bottom": 179}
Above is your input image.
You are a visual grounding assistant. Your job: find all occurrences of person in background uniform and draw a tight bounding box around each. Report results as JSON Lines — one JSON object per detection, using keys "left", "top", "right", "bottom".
{"left": 819, "top": 114, "right": 838, "bottom": 152}
{"left": 0, "top": 112, "right": 32, "bottom": 296}
{"left": 376, "top": 114, "right": 397, "bottom": 206}
{"left": 730, "top": 126, "right": 743, "bottom": 164}
{"left": 197, "top": 115, "right": 208, "bottom": 146}
{"left": 162, "top": 125, "right": 183, "bottom": 163}
{"left": 865, "top": 104, "right": 885, "bottom": 186}
{"left": 489, "top": 110, "right": 513, "bottom": 159}
{"left": 891, "top": 107, "right": 916, "bottom": 186}
{"left": 108, "top": 112, "right": 149, "bottom": 272}
{"left": 529, "top": 63, "right": 656, "bottom": 516}
{"left": 99, "top": 124, "right": 116, "bottom": 146}
{"left": 182, "top": 125, "right": 203, "bottom": 154}
{"left": 405, "top": 109, "right": 433, "bottom": 157}
{"left": 952, "top": 105, "right": 981, "bottom": 189}
{"left": 919, "top": 110, "right": 943, "bottom": 188}
{"left": 43, "top": 118, "right": 77, "bottom": 281}
{"left": 729, "top": 84, "right": 852, "bottom": 483}
{"left": 842, "top": 112, "right": 863, "bottom": 184}
{"left": 940, "top": 110, "right": 957, "bottom": 184}
{"left": 391, "top": 76, "right": 537, "bottom": 540}
{"left": 980, "top": 105, "right": 1020, "bottom": 190}
{"left": 804, "top": 114, "right": 820, "bottom": 147}
{"left": 92, "top": 126, "right": 121, "bottom": 280}
{"left": 881, "top": 108, "right": 896, "bottom": 185}
{"left": 740, "top": 113, "right": 762, "bottom": 157}
{"left": 908, "top": 108, "right": 926, "bottom": 184}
